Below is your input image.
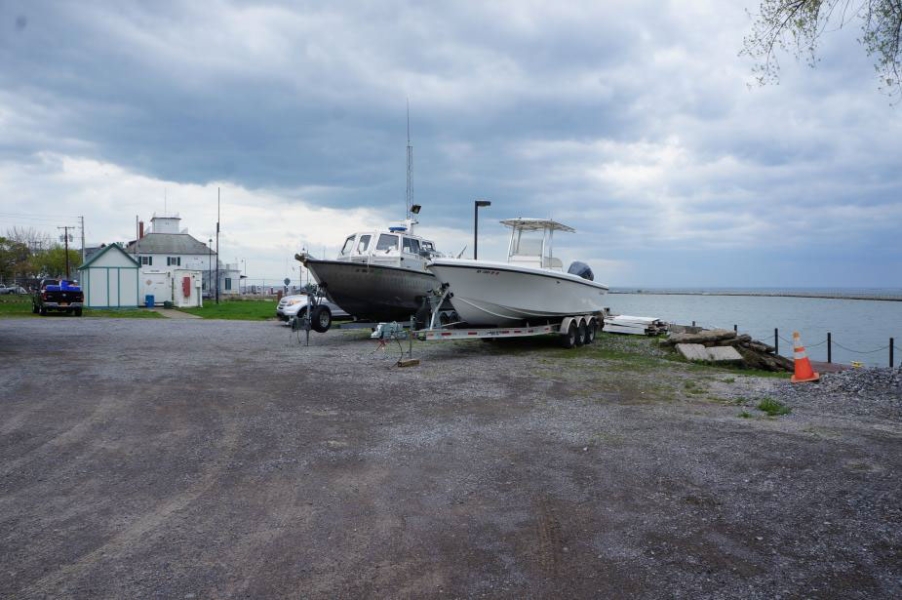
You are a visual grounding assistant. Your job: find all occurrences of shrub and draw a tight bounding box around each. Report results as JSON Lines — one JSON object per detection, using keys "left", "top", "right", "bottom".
{"left": 757, "top": 398, "right": 791, "bottom": 416}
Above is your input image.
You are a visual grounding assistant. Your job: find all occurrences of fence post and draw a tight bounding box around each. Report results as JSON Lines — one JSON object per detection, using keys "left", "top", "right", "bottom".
{"left": 734, "top": 324, "right": 738, "bottom": 333}
{"left": 827, "top": 332, "right": 832, "bottom": 364}
{"left": 891, "top": 338, "right": 895, "bottom": 368}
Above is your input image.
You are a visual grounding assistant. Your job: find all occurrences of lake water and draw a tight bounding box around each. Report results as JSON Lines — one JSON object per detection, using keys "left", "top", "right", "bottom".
{"left": 605, "top": 290, "right": 902, "bottom": 368}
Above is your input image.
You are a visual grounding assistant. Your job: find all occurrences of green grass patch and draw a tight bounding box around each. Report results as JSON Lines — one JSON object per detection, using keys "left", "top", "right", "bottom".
{"left": 683, "top": 379, "right": 708, "bottom": 394}
{"left": 757, "top": 397, "right": 791, "bottom": 416}
{"left": 738, "top": 411, "right": 752, "bottom": 419}
{"left": 177, "top": 298, "right": 278, "bottom": 320}
{"left": 0, "top": 295, "right": 33, "bottom": 317}
{"left": 0, "top": 295, "right": 164, "bottom": 319}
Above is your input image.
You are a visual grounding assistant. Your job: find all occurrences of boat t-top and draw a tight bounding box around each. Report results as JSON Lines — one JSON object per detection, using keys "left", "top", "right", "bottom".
{"left": 426, "top": 218, "right": 609, "bottom": 327}
{"left": 295, "top": 216, "right": 443, "bottom": 322}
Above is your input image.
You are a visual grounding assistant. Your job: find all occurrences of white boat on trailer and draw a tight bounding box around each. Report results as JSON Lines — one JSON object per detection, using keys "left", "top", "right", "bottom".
{"left": 422, "top": 218, "right": 609, "bottom": 348}
{"left": 295, "top": 212, "right": 444, "bottom": 323}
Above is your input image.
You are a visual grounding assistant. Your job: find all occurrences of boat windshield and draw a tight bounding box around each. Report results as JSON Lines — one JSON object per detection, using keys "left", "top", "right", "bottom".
{"left": 510, "top": 229, "right": 545, "bottom": 257}
{"left": 356, "top": 234, "right": 372, "bottom": 254}
{"left": 402, "top": 237, "right": 420, "bottom": 254}
{"left": 376, "top": 234, "right": 399, "bottom": 252}
{"left": 339, "top": 235, "right": 355, "bottom": 256}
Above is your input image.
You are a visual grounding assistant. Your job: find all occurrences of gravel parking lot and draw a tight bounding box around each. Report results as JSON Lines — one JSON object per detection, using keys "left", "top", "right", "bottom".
{"left": 1, "top": 318, "right": 900, "bottom": 599}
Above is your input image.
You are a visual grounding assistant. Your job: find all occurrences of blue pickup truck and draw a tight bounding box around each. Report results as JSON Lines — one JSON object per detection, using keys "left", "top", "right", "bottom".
{"left": 32, "top": 279, "right": 84, "bottom": 316}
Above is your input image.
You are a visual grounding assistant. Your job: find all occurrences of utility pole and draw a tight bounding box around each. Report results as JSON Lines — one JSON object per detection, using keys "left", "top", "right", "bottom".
{"left": 78, "top": 216, "right": 85, "bottom": 262}
{"left": 215, "top": 188, "right": 220, "bottom": 305}
{"left": 58, "top": 225, "right": 75, "bottom": 279}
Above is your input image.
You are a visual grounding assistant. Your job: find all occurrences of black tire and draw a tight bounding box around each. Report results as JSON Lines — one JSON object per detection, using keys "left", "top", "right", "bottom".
{"left": 576, "top": 321, "right": 587, "bottom": 346}
{"left": 32, "top": 303, "right": 39, "bottom": 314}
{"left": 414, "top": 304, "right": 430, "bottom": 330}
{"left": 584, "top": 318, "right": 597, "bottom": 345}
{"left": 311, "top": 305, "right": 332, "bottom": 333}
{"left": 560, "top": 322, "right": 578, "bottom": 349}
{"left": 75, "top": 308, "right": 83, "bottom": 317}
{"left": 39, "top": 306, "right": 47, "bottom": 316}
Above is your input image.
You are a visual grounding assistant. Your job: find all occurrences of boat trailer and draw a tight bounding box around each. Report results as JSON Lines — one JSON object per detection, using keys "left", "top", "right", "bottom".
{"left": 416, "top": 284, "right": 601, "bottom": 348}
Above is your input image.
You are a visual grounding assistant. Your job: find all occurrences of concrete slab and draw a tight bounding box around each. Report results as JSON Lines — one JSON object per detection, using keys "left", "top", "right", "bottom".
{"left": 705, "top": 346, "right": 743, "bottom": 362}
{"left": 676, "top": 343, "right": 709, "bottom": 361}
{"left": 676, "top": 343, "right": 743, "bottom": 363}
{"left": 150, "top": 307, "right": 202, "bottom": 319}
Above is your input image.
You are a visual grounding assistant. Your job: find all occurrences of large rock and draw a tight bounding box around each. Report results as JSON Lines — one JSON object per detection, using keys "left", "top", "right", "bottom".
{"left": 735, "top": 346, "right": 794, "bottom": 372}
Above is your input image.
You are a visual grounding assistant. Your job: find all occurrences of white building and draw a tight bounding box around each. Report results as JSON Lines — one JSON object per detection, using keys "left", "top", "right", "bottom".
{"left": 77, "top": 243, "right": 140, "bottom": 308}
{"left": 125, "top": 214, "right": 241, "bottom": 303}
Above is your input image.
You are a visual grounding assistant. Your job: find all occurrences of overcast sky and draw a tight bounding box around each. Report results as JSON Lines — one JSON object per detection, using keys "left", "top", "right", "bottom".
{"left": 2, "top": 0, "right": 900, "bottom": 287}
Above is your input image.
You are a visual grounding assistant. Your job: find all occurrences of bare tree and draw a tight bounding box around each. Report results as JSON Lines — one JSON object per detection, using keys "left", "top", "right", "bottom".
{"left": 742, "top": 0, "right": 902, "bottom": 99}
{"left": 5, "top": 227, "right": 52, "bottom": 253}
{"left": 0, "top": 237, "right": 31, "bottom": 284}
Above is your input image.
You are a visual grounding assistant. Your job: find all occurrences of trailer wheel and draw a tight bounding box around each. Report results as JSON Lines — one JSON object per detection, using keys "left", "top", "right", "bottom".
{"left": 311, "top": 305, "right": 332, "bottom": 333}
{"left": 576, "top": 320, "right": 587, "bottom": 346}
{"left": 584, "top": 318, "right": 597, "bottom": 345}
{"left": 414, "top": 304, "right": 430, "bottom": 330}
{"left": 560, "top": 322, "right": 578, "bottom": 349}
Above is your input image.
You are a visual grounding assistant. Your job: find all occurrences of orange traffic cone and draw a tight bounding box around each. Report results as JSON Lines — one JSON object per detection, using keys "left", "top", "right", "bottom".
{"left": 791, "top": 331, "right": 820, "bottom": 383}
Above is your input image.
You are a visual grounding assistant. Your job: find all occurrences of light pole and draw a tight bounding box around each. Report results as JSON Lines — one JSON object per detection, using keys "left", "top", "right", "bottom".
{"left": 208, "top": 239, "right": 213, "bottom": 298}
{"left": 474, "top": 199, "right": 491, "bottom": 260}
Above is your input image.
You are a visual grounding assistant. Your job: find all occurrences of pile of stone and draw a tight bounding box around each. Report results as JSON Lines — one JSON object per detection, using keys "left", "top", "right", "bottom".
{"left": 660, "top": 328, "right": 794, "bottom": 372}
{"left": 772, "top": 366, "right": 902, "bottom": 420}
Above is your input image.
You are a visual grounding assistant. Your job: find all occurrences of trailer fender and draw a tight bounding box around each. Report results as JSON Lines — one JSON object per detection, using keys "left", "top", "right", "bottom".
{"left": 558, "top": 317, "right": 578, "bottom": 336}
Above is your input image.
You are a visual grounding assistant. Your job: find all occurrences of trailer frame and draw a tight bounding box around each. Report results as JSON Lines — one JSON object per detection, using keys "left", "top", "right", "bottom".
{"left": 417, "top": 285, "right": 601, "bottom": 348}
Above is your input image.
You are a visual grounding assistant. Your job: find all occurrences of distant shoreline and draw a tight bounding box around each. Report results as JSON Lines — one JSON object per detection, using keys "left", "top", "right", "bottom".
{"left": 609, "top": 290, "right": 902, "bottom": 302}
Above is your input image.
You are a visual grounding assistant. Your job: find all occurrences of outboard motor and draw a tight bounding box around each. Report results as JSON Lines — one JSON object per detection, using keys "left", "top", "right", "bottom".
{"left": 567, "top": 261, "right": 594, "bottom": 281}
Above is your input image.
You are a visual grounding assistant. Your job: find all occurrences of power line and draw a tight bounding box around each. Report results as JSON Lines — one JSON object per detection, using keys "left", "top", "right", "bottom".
{"left": 0, "top": 212, "right": 80, "bottom": 222}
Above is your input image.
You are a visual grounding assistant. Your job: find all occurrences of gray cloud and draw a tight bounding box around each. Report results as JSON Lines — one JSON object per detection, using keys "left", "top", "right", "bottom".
{"left": 1, "top": 0, "right": 899, "bottom": 286}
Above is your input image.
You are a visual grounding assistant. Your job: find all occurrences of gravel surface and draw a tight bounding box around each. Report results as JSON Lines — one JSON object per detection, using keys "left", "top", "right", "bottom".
{"left": 1, "top": 318, "right": 900, "bottom": 599}
{"left": 771, "top": 367, "right": 902, "bottom": 421}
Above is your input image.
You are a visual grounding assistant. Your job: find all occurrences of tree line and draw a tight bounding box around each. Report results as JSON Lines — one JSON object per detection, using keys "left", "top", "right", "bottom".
{"left": 0, "top": 227, "right": 83, "bottom": 286}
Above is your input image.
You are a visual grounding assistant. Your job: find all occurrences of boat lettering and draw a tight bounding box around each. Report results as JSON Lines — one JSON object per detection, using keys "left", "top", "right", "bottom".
{"left": 476, "top": 269, "right": 500, "bottom": 275}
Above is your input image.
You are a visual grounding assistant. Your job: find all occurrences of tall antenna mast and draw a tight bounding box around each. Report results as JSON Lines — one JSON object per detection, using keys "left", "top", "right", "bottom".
{"left": 406, "top": 99, "right": 414, "bottom": 220}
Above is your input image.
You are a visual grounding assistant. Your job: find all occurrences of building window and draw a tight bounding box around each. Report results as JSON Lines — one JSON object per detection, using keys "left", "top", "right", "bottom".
{"left": 225, "top": 278, "right": 232, "bottom": 291}
{"left": 140, "top": 256, "right": 152, "bottom": 266}
{"left": 167, "top": 257, "right": 181, "bottom": 266}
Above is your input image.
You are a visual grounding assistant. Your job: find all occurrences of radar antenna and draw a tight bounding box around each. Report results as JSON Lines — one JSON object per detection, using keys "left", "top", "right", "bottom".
{"left": 406, "top": 99, "right": 414, "bottom": 220}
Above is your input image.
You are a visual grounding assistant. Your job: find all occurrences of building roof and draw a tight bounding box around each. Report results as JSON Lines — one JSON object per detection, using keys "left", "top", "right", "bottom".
{"left": 126, "top": 233, "right": 214, "bottom": 256}
{"left": 78, "top": 243, "right": 140, "bottom": 270}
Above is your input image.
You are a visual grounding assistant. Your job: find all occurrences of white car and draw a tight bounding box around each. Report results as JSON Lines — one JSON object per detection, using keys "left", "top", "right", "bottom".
{"left": 0, "top": 284, "right": 28, "bottom": 294}
{"left": 276, "top": 293, "right": 350, "bottom": 332}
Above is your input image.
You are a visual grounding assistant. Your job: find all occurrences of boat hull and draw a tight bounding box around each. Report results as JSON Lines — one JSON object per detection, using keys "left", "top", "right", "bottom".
{"left": 302, "top": 257, "right": 438, "bottom": 322}
{"left": 427, "top": 259, "right": 609, "bottom": 327}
